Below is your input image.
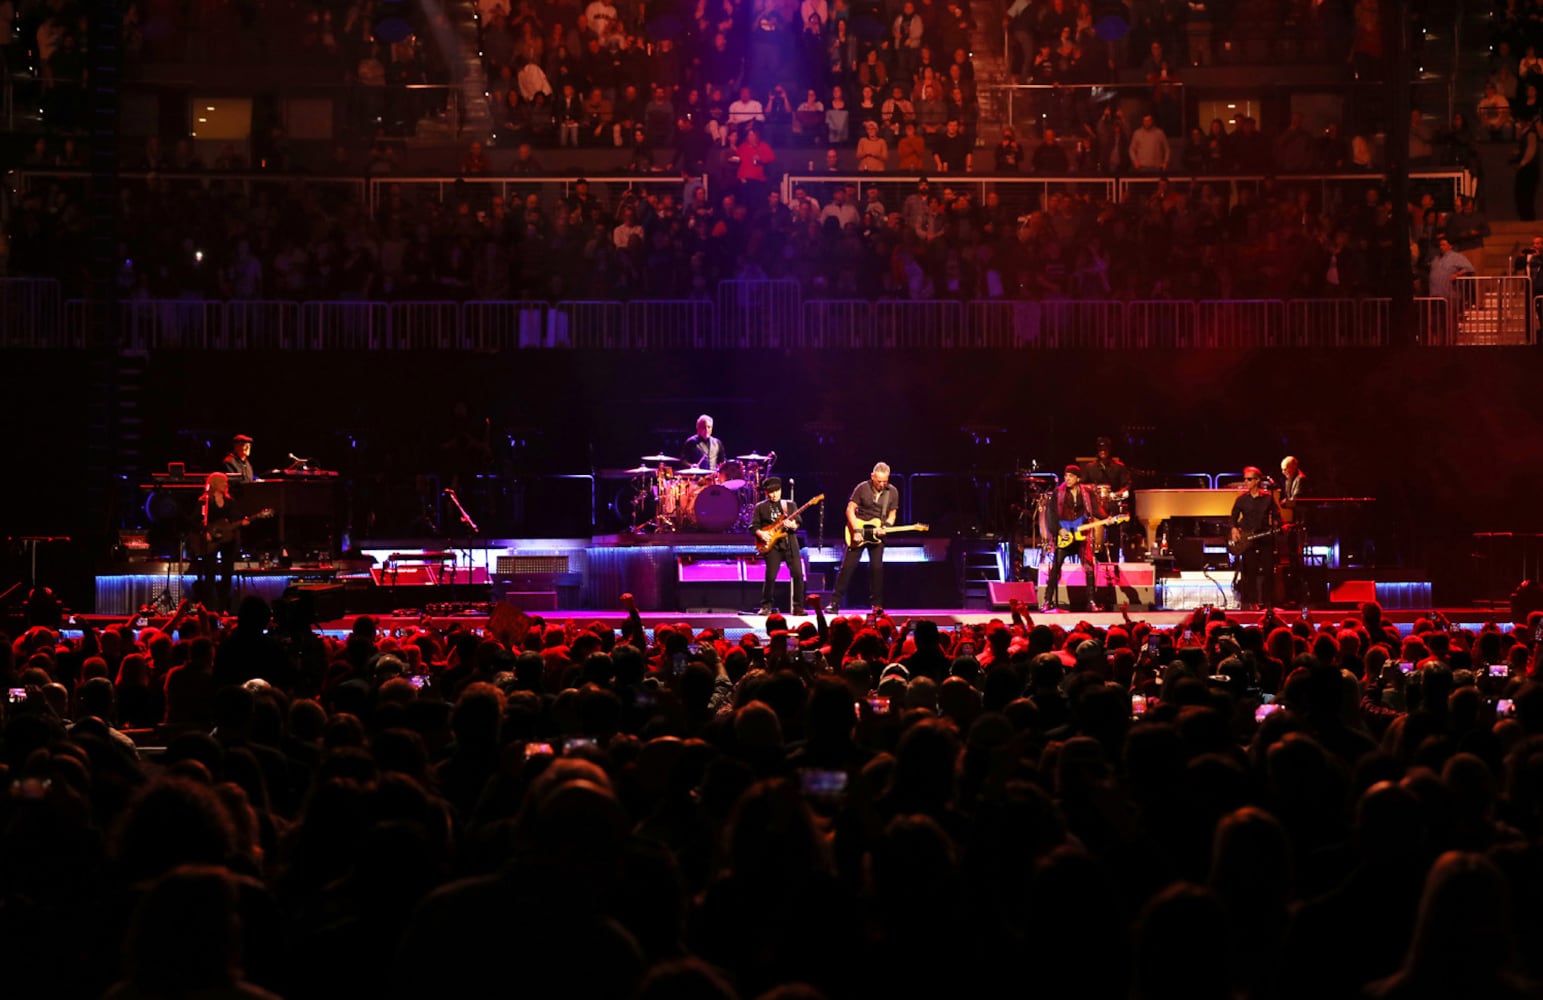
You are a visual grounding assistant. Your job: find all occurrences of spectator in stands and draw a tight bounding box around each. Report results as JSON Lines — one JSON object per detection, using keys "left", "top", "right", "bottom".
{"left": 1426, "top": 234, "right": 1474, "bottom": 312}
{"left": 893, "top": 1, "right": 925, "bottom": 79}
{"left": 1515, "top": 118, "right": 1540, "bottom": 222}
{"left": 882, "top": 84, "right": 914, "bottom": 142}
{"left": 795, "top": 88, "right": 826, "bottom": 144}
{"left": 857, "top": 118, "right": 889, "bottom": 170}
{"left": 826, "top": 86, "right": 850, "bottom": 145}
{"left": 1519, "top": 82, "right": 1543, "bottom": 128}
{"left": 1481, "top": 80, "right": 1515, "bottom": 140}
{"left": 556, "top": 83, "right": 583, "bottom": 146}
{"left": 583, "top": 86, "right": 614, "bottom": 145}
{"left": 1128, "top": 113, "right": 1170, "bottom": 173}
{"left": 734, "top": 126, "right": 776, "bottom": 200}
{"left": 897, "top": 121, "right": 928, "bottom": 171}
{"left": 728, "top": 86, "right": 766, "bottom": 130}
{"left": 1273, "top": 111, "right": 1316, "bottom": 173}
{"left": 994, "top": 126, "right": 1023, "bottom": 174}
{"left": 1032, "top": 127, "right": 1070, "bottom": 174}
{"left": 931, "top": 118, "right": 971, "bottom": 173}
{"left": 461, "top": 140, "right": 490, "bottom": 175}
{"left": 1445, "top": 195, "right": 1490, "bottom": 252}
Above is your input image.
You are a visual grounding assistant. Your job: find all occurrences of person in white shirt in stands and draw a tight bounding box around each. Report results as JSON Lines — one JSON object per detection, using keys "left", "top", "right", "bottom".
{"left": 727, "top": 87, "right": 765, "bottom": 129}
{"left": 583, "top": 0, "right": 618, "bottom": 39}
{"left": 612, "top": 206, "right": 644, "bottom": 249}
{"left": 1128, "top": 113, "right": 1169, "bottom": 172}
{"left": 819, "top": 188, "right": 860, "bottom": 229}
{"left": 1479, "top": 81, "right": 1514, "bottom": 139}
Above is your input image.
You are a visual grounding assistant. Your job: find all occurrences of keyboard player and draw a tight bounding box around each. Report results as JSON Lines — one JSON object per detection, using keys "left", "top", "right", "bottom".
{"left": 1277, "top": 455, "right": 1309, "bottom": 606}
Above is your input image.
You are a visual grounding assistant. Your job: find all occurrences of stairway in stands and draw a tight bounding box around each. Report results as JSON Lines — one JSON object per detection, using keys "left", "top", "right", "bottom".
{"left": 414, "top": 0, "right": 493, "bottom": 143}
{"left": 969, "top": 0, "right": 1013, "bottom": 145}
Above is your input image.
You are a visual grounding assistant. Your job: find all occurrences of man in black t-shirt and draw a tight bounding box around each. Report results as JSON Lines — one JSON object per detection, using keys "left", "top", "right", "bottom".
{"left": 828, "top": 462, "right": 900, "bottom": 613}
{"left": 931, "top": 118, "right": 972, "bottom": 173}
{"left": 1231, "top": 466, "right": 1280, "bottom": 610}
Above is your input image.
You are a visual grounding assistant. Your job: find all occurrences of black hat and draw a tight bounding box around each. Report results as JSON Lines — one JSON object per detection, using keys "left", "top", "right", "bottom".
{"left": 233, "top": 434, "right": 253, "bottom": 444}
{"left": 763, "top": 476, "right": 783, "bottom": 492}
{"left": 1064, "top": 464, "right": 1082, "bottom": 477}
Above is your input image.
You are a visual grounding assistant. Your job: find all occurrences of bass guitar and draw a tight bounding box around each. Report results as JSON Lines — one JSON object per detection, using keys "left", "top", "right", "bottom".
{"left": 754, "top": 494, "right": 825, "bottom": 554}
{"left": 1055, "top": 514, "right": 1130, "bottom": 549}
{"left": 845, "top": 519, "right": 930, "bottom": 550}
{"left": 1229, "top": 527, "right": 1280, "bottom": 556}
{"left": 190, "top": 508, "right": 275, "bottom": 556}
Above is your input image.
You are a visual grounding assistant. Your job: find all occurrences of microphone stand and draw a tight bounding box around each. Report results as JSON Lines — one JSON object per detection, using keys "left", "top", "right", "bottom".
{"left": 444, "top": 489, "right": 479, "bottom": 606}
{"left": 786, "top": 477, "right": 796, "bottom": 614}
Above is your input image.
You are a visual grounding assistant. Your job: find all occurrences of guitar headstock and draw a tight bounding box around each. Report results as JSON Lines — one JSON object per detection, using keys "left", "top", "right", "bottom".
{"left": 916, "top": 523, "right": 930, "bottom": 531}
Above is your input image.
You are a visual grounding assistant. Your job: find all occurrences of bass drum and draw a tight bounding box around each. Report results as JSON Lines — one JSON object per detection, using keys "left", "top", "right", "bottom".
{"left": 686, "top": 484, "right": 740, "bottom": 532}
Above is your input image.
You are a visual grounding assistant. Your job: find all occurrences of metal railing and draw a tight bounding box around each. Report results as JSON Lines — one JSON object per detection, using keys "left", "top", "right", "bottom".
{"left": 1118, "top": 171, "right": 1473, "bottom": 212}
{"left": 5, "top": 286, "right": 1537, "bottom": 350}
{"left": 780, "top": 173, "right": 1118, "bottom": 219}
{"left": 12, "top": 170, "right": 370, "bottom": 206}
{"left": 371, "top": 175, "right": 709, "bottom": 217}
{"left": 1443, "top": 276, "right": 1535, "bottom": 346}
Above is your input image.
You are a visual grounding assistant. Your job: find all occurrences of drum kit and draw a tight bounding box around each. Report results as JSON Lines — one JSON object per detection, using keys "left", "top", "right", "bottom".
{"left": 625, "top": 451, "right": 778, "bottom": 533}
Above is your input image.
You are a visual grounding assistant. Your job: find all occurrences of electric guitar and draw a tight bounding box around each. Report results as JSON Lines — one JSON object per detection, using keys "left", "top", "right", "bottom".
{"left": 1229, "top": 527, "right": 1280, "bottom": 556}
{"left": 754, "top": 494, "right": 825, "bottom": 554}
{"left": 190, "top": 508, "right": 275, "bottom": 556}
{"left": 1055, "top": 514, "right": 1130, "bottom": 549}
{"left": 845, "top": 518, "right": 930, "bottom": 549}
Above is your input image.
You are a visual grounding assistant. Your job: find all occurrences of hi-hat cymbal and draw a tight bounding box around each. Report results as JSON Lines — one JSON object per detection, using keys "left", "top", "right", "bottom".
{"left": 624, "top": 465, "right": 655, "bottom": 474}
{"left": 642, "top": 454, "right": 680, "bottom": 463}
{"left": 737, "top": 452, "right": 773, "bottom": 461}
{"left": 676, "top": 467, "right": 713, "bottom": 476}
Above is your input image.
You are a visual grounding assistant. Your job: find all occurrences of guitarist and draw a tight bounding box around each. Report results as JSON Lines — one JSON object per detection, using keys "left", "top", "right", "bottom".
{"left": 827, "top": 462, "right": 899, "bottom": 614}
{"left": 195, "top": 472, "right": 245, "bottom": 612}
{"left": 1039, "top": 464, "right": 1106, "bottom": 613}
{"left": 1230, "top": 466, "right": 1280, "bottom": 610}
{"left": 752, "top": 477, "right": 805, "bottom": 615}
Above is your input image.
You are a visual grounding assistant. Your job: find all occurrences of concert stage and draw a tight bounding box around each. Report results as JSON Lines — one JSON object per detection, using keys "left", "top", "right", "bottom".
{"left": 90, "top": 533, "right": 1453, "bottom": 646}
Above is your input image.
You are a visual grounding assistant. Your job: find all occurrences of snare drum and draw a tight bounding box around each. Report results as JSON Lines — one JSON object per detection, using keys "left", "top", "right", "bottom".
{"left": 686, "top": 484, "right": 740, "bottom": 532}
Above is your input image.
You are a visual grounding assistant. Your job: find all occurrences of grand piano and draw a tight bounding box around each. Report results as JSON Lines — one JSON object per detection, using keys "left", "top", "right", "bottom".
{"left": 1136, "top": 489, "right": 1240, "bottom": 553}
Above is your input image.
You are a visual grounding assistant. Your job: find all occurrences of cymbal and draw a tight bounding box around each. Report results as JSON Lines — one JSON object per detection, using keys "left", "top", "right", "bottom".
{"left": 676, "top": 467, "right": 713, "bottom": 476}
{"left": 641, "top": 454, "right": 680, "bottom": 463}
{"left": 737, "top": 452, "right": 773, "bottom": 461}
{"left": 624, "top": 465, "right": 655, "bottom": 475}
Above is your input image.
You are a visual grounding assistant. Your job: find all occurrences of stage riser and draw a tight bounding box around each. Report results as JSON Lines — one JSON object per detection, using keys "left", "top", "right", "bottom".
{"left": 96, "top": 573, "right": 297, "bottom": 615}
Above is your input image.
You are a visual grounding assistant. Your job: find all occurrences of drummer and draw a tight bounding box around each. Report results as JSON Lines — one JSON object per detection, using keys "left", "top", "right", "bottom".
{"left": 1081, "top": 435, "right": 1132, "bottom": 561}
{"left": 684, "top": 414, "right": 727, "bottom": 472}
